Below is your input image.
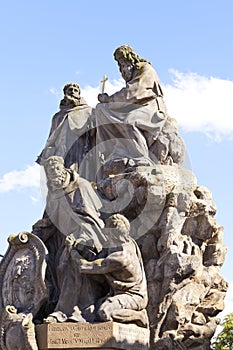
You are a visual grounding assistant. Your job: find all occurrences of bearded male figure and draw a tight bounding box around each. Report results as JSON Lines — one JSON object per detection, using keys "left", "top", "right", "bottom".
{"left": 95, "top": 45, "right": 168, "bottom": 175}
{"left": 98, "top": 45, "right": 167, "bottom": 113}
{"left": 96, "top": 45, "right": 184, "bottom": 173}
{"left": 33, "top": 156, "right": 107, "bottom": 323}
{"left": 37, "top": 83, "right": 96, "bottom": 180}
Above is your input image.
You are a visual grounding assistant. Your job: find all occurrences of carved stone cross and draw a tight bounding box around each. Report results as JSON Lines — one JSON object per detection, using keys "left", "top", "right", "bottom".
{"left": 100, "top": 75, "right": 108, "bottom": 93}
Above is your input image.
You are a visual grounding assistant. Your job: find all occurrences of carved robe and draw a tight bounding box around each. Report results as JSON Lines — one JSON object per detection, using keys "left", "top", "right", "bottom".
{"left": 95, "top": 62, "right": 169, "bottom": 172}
{"left": 106, "top": 61, "right": 166, "bottom": 112}
{"left": 33, "top": 171, "right": 107, "bottom": 319}
{"left": 37, "top": 99, "right": 96, "bottom": 180}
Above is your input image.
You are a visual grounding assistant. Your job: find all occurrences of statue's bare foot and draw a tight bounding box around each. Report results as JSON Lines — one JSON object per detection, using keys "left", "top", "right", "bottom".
{"left": 43, "top": 311, "right": 67, "bottom": 323}
{"left": 67, "top": 314, "right": 86, "bottom": 322}
{"left": 112, "top": 309, "right": 149, "bottom": 328}
{"left": 43, "top": 316, "right": 57, "bottom": 324}
{"left": 67, "top": 306, "right": 86, "bottom": 322}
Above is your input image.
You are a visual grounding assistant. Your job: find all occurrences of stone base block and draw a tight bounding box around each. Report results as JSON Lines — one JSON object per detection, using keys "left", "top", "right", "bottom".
{"left": 36, "top": 321, "right": 149, "bottom": 350}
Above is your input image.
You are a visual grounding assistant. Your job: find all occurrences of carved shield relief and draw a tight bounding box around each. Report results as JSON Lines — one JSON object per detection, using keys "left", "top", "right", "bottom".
{"left": 0, "top": 232, "right": 48, "bottom": 315}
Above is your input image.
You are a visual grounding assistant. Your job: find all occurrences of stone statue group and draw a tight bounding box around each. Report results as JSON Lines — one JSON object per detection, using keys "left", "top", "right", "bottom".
{"left": 0, "top": 45, "right": 226, "bottom": 350}
{"left": 33, "top": 44, "right": 185, "bottom": 327}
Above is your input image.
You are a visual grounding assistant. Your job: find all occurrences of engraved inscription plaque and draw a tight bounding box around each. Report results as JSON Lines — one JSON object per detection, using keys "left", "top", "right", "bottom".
{"left": 36, "top": 321, "right": 149, "bottom": 350}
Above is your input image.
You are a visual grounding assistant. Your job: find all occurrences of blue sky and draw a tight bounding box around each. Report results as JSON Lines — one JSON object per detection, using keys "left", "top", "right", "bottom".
{"left": 1, "top": 0, "right": 233, "bottom": 323}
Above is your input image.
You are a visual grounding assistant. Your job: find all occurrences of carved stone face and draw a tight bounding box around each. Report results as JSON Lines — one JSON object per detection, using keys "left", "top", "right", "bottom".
{"left": 105, "top": 226, "right": 129, "bottom": 246}
{"left": 45, "top": 160, "right": 66, "bottom": 189}
{"left": 116, "top": 56, "right": 134, "bottom": 82}
{"left": 60, "top": 84, "right": 81, "bottom": 109}
{"left": 65, "top": 85, "right": 80, "bottom": 100}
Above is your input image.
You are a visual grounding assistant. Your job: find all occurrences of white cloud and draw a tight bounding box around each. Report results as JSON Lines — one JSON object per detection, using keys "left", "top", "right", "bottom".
{"left": 0, "top": 164, "right": 40, "bottom": 193}
{"left": 30, "top": 195, "right": 40, "bottom": 203}
{"left": 81, "top": 78, "right": 124, "bottom": 107}
{"left": 164, "top": 70, "right": 233, "bottom": 140}
{"left": 103, "top": 78, "right": 125, "bottom": 95}
{"left": 49, "top": 87, "right": 62, "bottom": 102}
{"left": 81, "top": 85, "right": 100, "bottom": 107}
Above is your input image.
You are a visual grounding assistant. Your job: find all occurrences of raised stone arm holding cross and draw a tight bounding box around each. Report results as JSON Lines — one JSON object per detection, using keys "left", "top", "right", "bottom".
{"left": 98, "top": 75, "right": 109, "bottom": 103}
{"left": 101, "top": 75, "right": 108, "bottom": 93}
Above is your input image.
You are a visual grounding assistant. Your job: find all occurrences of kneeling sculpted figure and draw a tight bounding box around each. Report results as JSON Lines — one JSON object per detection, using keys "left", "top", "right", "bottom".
{"left": 80, "top": 213, "right": 149, "bottom": 328}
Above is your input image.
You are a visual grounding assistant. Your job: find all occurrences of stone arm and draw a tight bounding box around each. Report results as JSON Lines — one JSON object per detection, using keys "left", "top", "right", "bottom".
{"left": 79, "top": 251, "right": 130, "bottom": 274}
{"left": 104, "top": 63, "right": 163, "bottom": 105}
{"left": 32, "top": 216, "right": 57, "bottom": 242}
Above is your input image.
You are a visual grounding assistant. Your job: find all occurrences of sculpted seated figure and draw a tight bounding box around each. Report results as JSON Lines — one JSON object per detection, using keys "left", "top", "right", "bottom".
{"left": 37, "top": 83, "right": 95, "bottom": 179}
{"left": 79, "top": 214, "right": 149, "bottom": 328}
{"left": 96, "top": 45, "right": 184, "bottom": 176}
{"left": 98, "top": 45, "right": 166, "bottom": 112}
{"left": 32, "top": 156, "right": 107, "bottom": 323}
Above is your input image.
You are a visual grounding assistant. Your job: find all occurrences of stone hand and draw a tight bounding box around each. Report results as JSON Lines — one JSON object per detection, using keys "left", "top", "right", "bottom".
{"left": 98, "top": 93, "right": 109, "bottom": 103}
{"left": 79, "top": 258, "right": 92, "bottom": 271}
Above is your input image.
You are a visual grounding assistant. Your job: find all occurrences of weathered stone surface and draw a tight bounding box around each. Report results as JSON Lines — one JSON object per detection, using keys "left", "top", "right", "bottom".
{"left": 0, "top": 232, "right": 47, "bottom": 315}
{"left": 0, "top": 231, "right": 48, "bottom": 350}
{"left": 144, "top": 184, "right": 227, "bottom": 349}
{"left": 1, "top": 306, "right": 38, "bottom": 350}
{"left": 36, "top": 322, "right": 149, "bottom": 350}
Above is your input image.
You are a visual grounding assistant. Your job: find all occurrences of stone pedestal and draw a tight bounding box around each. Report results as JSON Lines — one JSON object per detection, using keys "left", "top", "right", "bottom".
{"left": 36, "top": 321, "right": 150, "bottom": 350}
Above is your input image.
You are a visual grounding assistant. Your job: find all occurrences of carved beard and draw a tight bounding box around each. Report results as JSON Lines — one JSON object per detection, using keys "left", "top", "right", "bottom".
{"left": 60, "top": 95, "right": 81, "bottom": 109}
{"left": 47, "top": 170, "right": 67, "bottom": 190}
